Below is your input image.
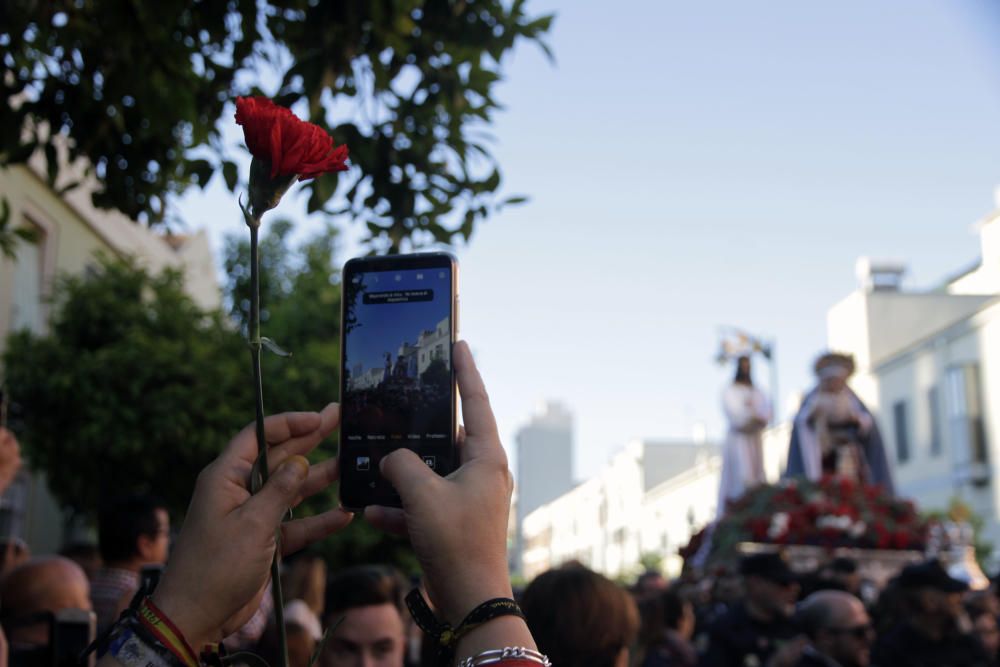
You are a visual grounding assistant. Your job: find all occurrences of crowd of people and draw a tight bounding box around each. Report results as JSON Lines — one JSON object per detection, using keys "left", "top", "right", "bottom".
{"left": 3, "top": 342, "right": 1000, "bottom": 666}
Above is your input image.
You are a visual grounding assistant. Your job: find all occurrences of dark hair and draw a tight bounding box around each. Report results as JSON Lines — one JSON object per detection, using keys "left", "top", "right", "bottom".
{"left": 796, "top": 597, "right": 835, "bottom": 639}
{"left": 323, "top": 565, "right": 404, "bottom": 624}
{"left": 522, "top": 565, "right": 639, "bottom": 667}
{"left": 97, "top": 495, "right": 166, "bottom": 564}
{"left": 638, "top": 589, "right": 689, "bottom": 653}
{"left": 660, "top": 589, "right": 687, "bottom": 629}
{"left": 734, "top": 356, "right": 753, "bottom": 385}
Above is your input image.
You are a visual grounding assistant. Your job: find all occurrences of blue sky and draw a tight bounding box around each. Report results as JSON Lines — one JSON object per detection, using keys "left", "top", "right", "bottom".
{"left": 176, "top": 1, "right": 1000, "bottom": 481}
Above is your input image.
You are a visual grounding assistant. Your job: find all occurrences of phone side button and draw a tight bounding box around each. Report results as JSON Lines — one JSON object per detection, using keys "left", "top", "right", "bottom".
{"left": 456, "top": 295, "right": 460, "bottom": 334}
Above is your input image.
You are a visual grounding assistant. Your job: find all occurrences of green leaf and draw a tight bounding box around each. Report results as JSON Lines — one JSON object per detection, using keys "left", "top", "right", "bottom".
{"left": 222, "top": 161, "right": 239, "bottom": 191}
{"left": 44, "top": 143, "right": 58, "bottom": 186}
{"left": 308, "top": 620, "right": 339, "bottom": 667}
{"left": 261, "top": 337, "right": 292, "bottom": 358}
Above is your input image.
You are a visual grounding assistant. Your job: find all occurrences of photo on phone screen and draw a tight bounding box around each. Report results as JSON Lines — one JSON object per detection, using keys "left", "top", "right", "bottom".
{"left": 339, "top": 253, "right": 457, "bottom": 509}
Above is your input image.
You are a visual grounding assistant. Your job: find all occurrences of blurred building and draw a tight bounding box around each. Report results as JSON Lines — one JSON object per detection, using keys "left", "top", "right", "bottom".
{"left": 0, "top": 149, "right": 220, "bottom": 553}
{"left": 513, "top": 401, "right": 575, "bottom": 574}
{"left": 828, "top": 186, "right": 1000, "bottom": 552}
{"left": 521, "top": 438, "right": 723, "bottom": 580}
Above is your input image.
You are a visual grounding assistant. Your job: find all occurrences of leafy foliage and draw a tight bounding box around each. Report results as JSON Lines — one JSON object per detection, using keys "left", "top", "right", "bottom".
{"left": 2, "top": 256, "right": 252, "bottom": 517}
{"left": 1, "top": 1, "right": 553, "bottom": 249}
{"left": 0, "top": 1, "right": 260, "bottom": 223}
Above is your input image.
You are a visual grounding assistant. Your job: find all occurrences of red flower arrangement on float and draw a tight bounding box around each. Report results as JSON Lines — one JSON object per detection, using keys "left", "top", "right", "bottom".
{"left": 680, "top": 475, "right": 927, "bottom": 564}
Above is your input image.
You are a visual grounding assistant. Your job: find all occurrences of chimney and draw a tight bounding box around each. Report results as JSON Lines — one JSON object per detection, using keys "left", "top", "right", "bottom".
{"left": 855, "top": 257, "right": 906, "bottom": 292}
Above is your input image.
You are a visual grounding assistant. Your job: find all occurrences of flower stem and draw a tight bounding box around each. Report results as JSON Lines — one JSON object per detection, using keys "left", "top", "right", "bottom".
{"left": 249, "top": 221, "right": 288, "bottom": 667}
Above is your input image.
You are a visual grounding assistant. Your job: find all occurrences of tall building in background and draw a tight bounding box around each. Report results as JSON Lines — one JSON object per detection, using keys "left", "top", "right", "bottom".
{"left": 514, "top": 401, "right": 574, "bottom": 574}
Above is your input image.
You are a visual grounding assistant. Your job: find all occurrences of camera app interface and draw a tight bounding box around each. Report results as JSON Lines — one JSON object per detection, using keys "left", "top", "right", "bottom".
{"left": 342, "top": 267, "right": 452, "bottom": 468}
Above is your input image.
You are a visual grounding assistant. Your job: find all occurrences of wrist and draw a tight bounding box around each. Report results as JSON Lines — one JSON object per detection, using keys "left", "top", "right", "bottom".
{"left": 454, "top": 617, "right": 538, "bottom": 665}
{"left": 148, "top": 590, "right": 215, "bottom": 651}
{"left": 440, "top": 573, "right": 514, "bottom": 627}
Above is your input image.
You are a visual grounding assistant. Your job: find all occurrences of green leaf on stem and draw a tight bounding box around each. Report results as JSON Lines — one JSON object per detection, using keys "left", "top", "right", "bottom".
{"left": 308, "top": 618, "right": 340, "bottom": 667}
{"left": 261, "top": 337, "right": 292, "bottom": 358}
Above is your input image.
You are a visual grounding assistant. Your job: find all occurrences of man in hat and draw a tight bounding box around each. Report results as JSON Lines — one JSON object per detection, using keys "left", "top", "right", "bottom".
{"left": 872, "top": 559, "right": 988, "bottom": 666}
{"left": 699, "top": 553, "right": 805, "bottom": 667}
{"left": 784, "top": 353, "right": 894, "bottom": 493}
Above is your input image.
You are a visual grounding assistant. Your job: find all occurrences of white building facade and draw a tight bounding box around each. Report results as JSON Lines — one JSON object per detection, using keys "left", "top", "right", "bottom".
{"left": 520, "top": 439, "right": 722, "bottom": 580}
{"left": 519, "top": 424, "right": 793, "bottom": 581}
{"left": 827, "top": 188, "right": 1000, "bottom": 551}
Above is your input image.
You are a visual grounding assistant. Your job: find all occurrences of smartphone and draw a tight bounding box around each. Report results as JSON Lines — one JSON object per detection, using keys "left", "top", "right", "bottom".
{"left": 50, "top": 608, "right": 96, "bottom": 667}
{"left": 139, "top": 564, "right": 163, "bottom": 596}
{"left": 338, "top": 252, "right": 459, "bottom": 510}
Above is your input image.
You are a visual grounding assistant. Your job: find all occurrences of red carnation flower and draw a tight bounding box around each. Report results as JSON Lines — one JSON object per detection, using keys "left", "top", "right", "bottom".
{"left": 235, "top": 96, "right": 349, "bottom": 180}
{"left": 235, "top": 96, "right": 350, "bottom": 222}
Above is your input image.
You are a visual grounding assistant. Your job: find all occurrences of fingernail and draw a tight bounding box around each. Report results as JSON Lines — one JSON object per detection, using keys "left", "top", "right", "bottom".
{"left": 282, "top": 455, "right": 310, "bottom": 480}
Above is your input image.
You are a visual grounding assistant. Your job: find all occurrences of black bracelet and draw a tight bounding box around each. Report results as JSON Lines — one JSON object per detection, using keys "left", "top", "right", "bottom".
{"left": 405, "top": 588, "right": 525, "bottom": 665}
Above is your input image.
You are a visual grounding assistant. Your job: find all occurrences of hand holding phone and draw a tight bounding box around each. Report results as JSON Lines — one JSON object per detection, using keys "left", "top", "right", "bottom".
{"left": 338, "top": 253, "right": 459, "bottom": 509}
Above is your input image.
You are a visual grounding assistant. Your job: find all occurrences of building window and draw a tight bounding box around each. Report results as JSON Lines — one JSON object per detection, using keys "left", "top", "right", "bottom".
{"left": 9, "top": 218, "right": 46, "bottom": 334}
{"left": 893, "top": 400, "right": 910, "bottom": 464}
{"left": 946, "top": 365, "right": 988, "bottom": 481}
{"left": 928, "top": 386, "right": 943, "bottom": 458}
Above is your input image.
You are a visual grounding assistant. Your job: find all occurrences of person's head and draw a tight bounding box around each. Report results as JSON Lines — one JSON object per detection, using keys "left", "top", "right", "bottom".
{"left": 798, "top": 590, "right": 874, "bottom": 667}
{"left": 97, "top": 494, "right": 170, "bottom": 570}
{"left": 897, "top": 559, "right": 969, "bottom": 631}
{"left": 814, "top": 353, "right": 854, "bottom": 393}
{"left": 828, "top": 557, "right": 861, "bottom": 596}
{"left": 321, "top": 566, "right": 405, "bottom": 667}
{"left": 735, "top": 356, "right": 753, "bottom": 385}
{"left": 0, "top": 556, "right": 91, "bottom": 647}
{"left": 283, "top": 552, "right": 327, "bottom": 616}
{"left": 968, "top": 606, "right": 1000, "bottom": 657}
{"left": 711, "top": 570, "right": 743, "bottom": 605}
{"left": 58, "top": 542, "right": 102, "bottom": 581}
{"left": 740, "top": 553, "right": 799, "bottom": 620}
{"left": 661, "top": 589, "right": 695, "bottom": 640}
{"left": 522, "top": 564, "right": 639, "bottom": 667}
{"left": 634, "top": 570, "right": 668, "bottom": 598}
{"left": 639, "top": 588, "right": 695, "bottom": 651}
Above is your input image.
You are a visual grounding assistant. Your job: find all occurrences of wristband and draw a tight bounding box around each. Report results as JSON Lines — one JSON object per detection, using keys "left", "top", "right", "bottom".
{"left": 405, "top": 588, "right": 526, "bottom": 663}
{"left": 138, "top": 598, "right": 200, "bottom": 667}
{"left": 99, "top": 599, "right": 199, "bottom": 667}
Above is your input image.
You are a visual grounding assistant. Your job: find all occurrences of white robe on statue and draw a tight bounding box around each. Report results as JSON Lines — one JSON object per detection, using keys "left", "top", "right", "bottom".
{"left": 717, "top": 383, "right": 771, "bottom": 518}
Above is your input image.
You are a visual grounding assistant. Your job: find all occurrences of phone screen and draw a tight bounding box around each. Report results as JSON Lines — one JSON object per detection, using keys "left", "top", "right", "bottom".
{"left": 339, "top": 253, "right": 457, "bottom": 508}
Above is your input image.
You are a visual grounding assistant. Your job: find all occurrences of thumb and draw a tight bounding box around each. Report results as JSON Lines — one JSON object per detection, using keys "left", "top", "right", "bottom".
{"left": 247, "top": 455, "right": 310, "bottom": 526}
{"left": 380, "top": 449, "right": 439, "bottom": 504}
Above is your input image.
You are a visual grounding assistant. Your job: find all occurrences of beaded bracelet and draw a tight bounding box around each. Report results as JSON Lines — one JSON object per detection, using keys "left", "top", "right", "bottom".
{"left": 457, "top": 647, "right": 552, "bottom": 666}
